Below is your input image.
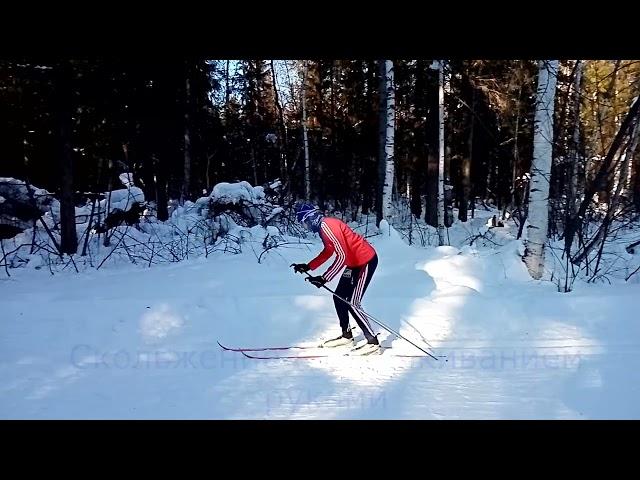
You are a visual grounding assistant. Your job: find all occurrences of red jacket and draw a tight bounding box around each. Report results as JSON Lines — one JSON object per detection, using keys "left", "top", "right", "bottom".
{"left": 308, "top": 217, "right": 376, "bottom": 281}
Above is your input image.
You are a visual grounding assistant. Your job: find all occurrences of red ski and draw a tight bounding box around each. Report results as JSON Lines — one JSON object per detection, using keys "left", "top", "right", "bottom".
{"left": 217, "top": 340, "right": 322, "bottom": 352}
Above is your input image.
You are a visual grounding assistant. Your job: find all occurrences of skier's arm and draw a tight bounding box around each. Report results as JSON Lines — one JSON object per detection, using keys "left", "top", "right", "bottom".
{"left": 318, "top": 223, "right": 346, "bottom": 282}
{"left": 308, "top": 229, "right": 334, "bottom": 271}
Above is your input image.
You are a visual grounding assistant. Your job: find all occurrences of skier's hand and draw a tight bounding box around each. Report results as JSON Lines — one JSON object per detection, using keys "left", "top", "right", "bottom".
{"left": 305, "top": 275, "right": 326, "bottom": 288}
{"left": 291, "top": 263, "right": 310, "bottom": 274}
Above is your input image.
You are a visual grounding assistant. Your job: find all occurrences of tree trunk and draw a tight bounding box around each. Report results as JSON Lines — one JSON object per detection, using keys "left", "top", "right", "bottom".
{"left": 302, "top": 61, "right": 311, "bottom": 200}
{"left": 425, "top": 66, "right": 439, "bottom": 227}
{"left": 251, "top": 144, "right": 258, "bottom": 187}
{"left": 634, "top": 138, "right": 640, "bottom": 212}
{"left": 155, "top": 153, "right": 169, "bottom": 222}
{"left": 382, "top": 60, "right": 396, "bottom": 223}
{"left": 225, "top": 60, "right": 231, "bottom": 108}
{"left": 270, "top": 60, "right": 288, "bottom": 185}
{"left": 103, "top": 159, "right": 114, "bottom": 247}
{"left": 81, "top": 197, "right": 97, "bottom": 257}
{"left": 436, "top": 61, "right": 446, "bottom": 245}
{"left": 182, "top": 71, "right": 192, "bottom": 204}
{"left": 613, "top": 120, "right": 639, "bottom": 206}
{"left": 524, "top": 60, "right": 559, "bottom": 280}
{"left": 564, "top": 60, "right": 583, "bottom": 255}
{"left": 459, "top": 73, "right": 474, "bottom": 223}
{"left": 56, "top": 60, "right": 78, "bottom": 255}
{"left": 223, "top": 59, "right": 231, "bottom": 129}
{"left": 511, "top": 84, "right": 522, "bottom": 214}
{"left": 376, "top": 60, "right": 387, "bottom": 226}
{"left": 362, "top": 60, "right": 376, "bottom": 215}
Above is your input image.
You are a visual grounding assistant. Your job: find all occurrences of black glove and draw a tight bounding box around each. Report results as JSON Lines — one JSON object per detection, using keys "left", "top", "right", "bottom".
{"left": 291, "top": 263, "right": 310, "bottom": 274}
{"left": 305, "top": 275, "right": 326, "bottom": 288}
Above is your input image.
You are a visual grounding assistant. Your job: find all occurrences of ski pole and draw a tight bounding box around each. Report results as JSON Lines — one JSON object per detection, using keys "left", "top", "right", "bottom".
{"left": 299, "top": 271, "right": 438, "bottom": 360}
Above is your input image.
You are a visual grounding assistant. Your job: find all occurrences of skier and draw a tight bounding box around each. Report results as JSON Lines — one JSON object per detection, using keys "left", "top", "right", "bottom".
{"left": 291, "top": 203, "right": 380, "bottom": 355}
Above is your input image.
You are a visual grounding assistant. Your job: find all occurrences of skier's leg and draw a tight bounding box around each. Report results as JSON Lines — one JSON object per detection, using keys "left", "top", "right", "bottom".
{"left": 321, "top": 268, "right": 357, "bottom": 346}
{"left": 348, "top": 254, "right": 379, "bottom": 343}
{"left": 334, "top": 268, "right": 356, "bottom": 334}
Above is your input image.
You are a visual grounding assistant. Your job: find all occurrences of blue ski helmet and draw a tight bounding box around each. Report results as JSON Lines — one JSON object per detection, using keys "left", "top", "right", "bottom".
{"left": 295, "top": 203, "right": 323, "bottom": 232}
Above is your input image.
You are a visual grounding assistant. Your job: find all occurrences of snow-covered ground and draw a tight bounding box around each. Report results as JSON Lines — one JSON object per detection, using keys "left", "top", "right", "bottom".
{"left": 1, "top": 218, "right": 639, "bottom": 419}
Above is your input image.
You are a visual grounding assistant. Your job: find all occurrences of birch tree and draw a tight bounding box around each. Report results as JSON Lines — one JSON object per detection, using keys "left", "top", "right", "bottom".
{"left": 436, "top": 60, "right": 446, "bottom": 245}
{"left": 524, "top": 60, "right": 559, "bottom": 279}
{"left": 382, "top": 60, "right": 395, "bottom": 223}
{"left": 302, "top": 61, "right": 311, "bottom": 200}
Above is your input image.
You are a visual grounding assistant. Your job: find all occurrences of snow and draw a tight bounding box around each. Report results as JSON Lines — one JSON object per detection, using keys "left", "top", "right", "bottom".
{"left": 1, "top": 217, "right": 639, "bottom": 419}
{"left": 0, "top": 177, "right": 56, "bottom": 211}
{"left": 210, "top": 181, "right": 265, "bottom": 205}
{"left": 119, "top": 173, "right": 134, "bottom": 188}
{"left": 140, "top": 304, "right": 185, "bottom": 342}
{"left": 100, "top": 187, "right": 144, "bottom": 213}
